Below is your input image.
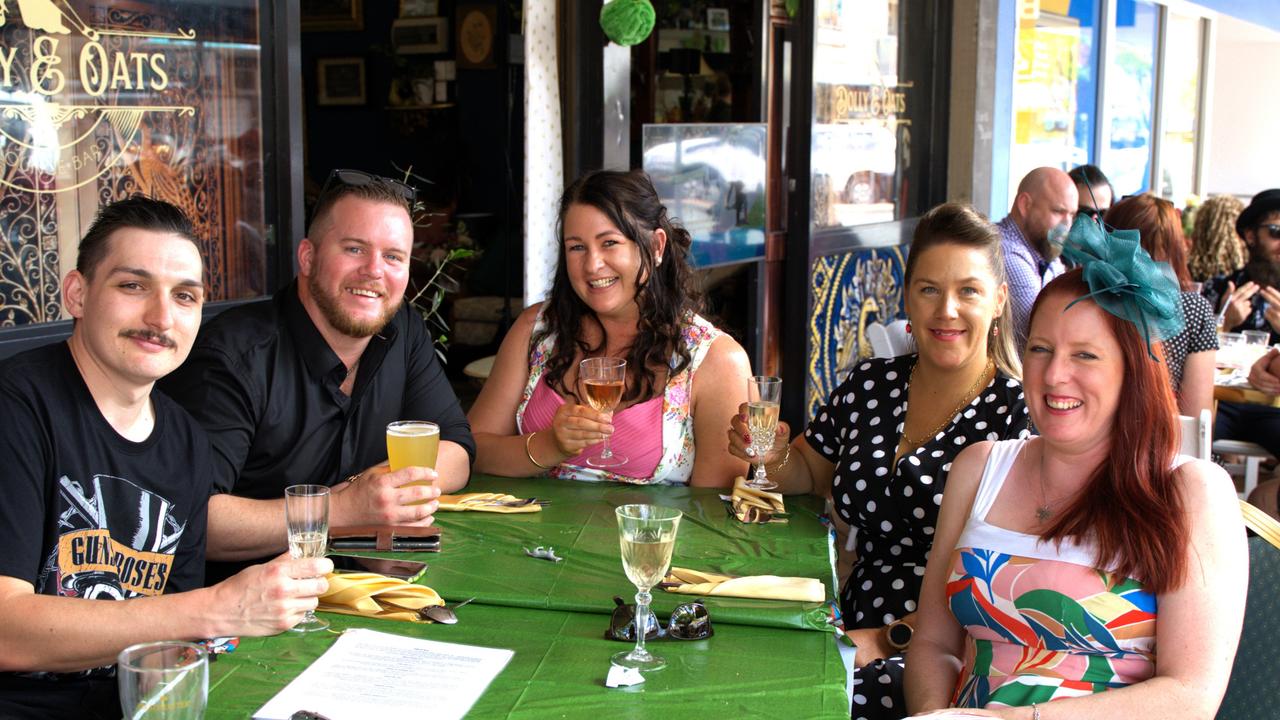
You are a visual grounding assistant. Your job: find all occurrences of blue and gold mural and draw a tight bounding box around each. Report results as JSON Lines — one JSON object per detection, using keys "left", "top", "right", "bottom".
{"left": 807, "top": 245, "right": 908, "bottom": 419}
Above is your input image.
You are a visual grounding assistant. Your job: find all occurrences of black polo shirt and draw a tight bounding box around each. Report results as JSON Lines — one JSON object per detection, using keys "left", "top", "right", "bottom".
{"left": 162, "top": 282, "right": 474, "bottom": 579}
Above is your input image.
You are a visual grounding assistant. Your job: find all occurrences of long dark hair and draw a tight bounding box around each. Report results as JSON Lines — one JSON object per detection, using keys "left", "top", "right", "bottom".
{"left": 1030, "top": 269, "right": 1189, "bottom": 594}
{"left": 534, "top": 170, "right": 703, "bottom": 404}
{"left": 1104, "top": 194, "right": 1193, "bottom": 291}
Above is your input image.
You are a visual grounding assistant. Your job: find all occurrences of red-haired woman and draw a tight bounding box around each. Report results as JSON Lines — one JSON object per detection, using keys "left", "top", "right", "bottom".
{"left": 904, "top": 266, "right": 1246, "bottom": 718}
{"left": 1105, "top": 194, "right": 1218, "bottom": 418}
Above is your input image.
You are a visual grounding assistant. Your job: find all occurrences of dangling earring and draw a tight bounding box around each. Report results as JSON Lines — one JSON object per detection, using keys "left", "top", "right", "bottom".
{"left": 905, "top": 322, "right": 912, "bottom": 334}
{"left": 991, "top": 324, "right": 999, "bottom": 337}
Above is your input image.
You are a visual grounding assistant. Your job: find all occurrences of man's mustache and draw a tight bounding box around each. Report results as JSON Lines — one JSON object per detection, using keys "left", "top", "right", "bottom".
{"left": 119, "top": 329, "right": 176, "bottom": 348}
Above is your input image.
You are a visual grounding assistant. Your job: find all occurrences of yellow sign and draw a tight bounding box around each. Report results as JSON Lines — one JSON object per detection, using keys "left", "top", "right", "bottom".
{"left": 0, "top": 2, "right": 196, "bottom": 195}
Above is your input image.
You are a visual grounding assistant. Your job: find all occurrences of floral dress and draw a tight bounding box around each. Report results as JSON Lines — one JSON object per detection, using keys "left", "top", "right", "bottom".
{"left": 515, "top": 309, "right": 722, "bottom": 485}
{"left": 948, "top": 439, "right": 1171, "bottom": 707}
{"left": 804, "top": 355, "right": 1029, "bottom": 720}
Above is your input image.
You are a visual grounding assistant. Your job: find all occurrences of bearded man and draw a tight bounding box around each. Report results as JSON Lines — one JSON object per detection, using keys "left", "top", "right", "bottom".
{"left": 996, "top": 167, "right": 1079, "bottom": 348}
{"left": 163, "top": 170, "right": 473, "bottom": 583}
{"left": 1201, "top": 188, "right": 1280, "bottom": 460}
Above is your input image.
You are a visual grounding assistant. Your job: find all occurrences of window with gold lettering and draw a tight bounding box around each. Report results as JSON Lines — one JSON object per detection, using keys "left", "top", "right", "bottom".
{"left": 0, "top": 0, "right": 269, "bottom": 329}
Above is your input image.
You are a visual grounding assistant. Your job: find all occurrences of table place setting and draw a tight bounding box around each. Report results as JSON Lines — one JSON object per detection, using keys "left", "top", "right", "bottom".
{"left": 436, "top": 492, "right": 548, "bottom": 512}
{"left": 660, "top": 567, "right": 826, "bottom": 603}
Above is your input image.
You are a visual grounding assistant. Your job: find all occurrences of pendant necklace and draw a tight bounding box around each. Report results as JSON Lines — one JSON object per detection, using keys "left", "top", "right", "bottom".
{"left": 1035, "top": 445, "right": 1058, "bottom": 522}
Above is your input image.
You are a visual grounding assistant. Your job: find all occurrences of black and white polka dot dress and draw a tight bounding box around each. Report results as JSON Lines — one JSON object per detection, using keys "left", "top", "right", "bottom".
{"left": 1162, "top": 291, "right": 1218, "bottom": 392}
{"left": 804, "top": 355, "right": 1029, "bottom": 720}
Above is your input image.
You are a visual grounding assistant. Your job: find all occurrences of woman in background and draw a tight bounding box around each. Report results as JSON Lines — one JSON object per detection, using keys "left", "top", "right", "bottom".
{"left": 1188, "top": 194, "right": 1246, "bottom": 282}
{"left": 1104, "top": 194, "right": 1217, "bottom": 417}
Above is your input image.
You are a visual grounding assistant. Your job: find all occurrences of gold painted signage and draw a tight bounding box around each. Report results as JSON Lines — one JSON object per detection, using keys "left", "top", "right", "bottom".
{"left": 816, "top": 82, "right": 913, "bottom": 126}
{"left": 0, "top": 3, "right": 196, "bottom": 194}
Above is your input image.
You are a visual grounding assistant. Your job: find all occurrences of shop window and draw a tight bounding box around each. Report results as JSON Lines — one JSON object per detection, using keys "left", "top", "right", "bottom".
{"left": 1101, "top": 0, "right": 1158, "bottom": 197}
{"left": 809, "top": 0, "right": 910, "bottom": 231}
{"left": 1159, "top": 12, "right": 1204, "bottom": 204}
{"left": 0, "top": 0, "right": 269, "bottom": 330}
{"left": 1008, "top": 0, "right": 1099, "bottom": 202}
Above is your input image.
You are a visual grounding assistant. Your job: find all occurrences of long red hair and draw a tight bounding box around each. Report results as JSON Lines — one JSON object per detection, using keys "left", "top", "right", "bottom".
{"left": 1029, "top": 269, "right": 1189, "bottom": 594}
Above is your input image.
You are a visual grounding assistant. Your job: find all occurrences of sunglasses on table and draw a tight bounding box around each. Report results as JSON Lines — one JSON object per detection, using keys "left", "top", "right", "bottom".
{"left": 605, "top": 596, "right": 714, "bottom": 641}
{"left": 319, "top": 168, "right": 418, "bottom": 204}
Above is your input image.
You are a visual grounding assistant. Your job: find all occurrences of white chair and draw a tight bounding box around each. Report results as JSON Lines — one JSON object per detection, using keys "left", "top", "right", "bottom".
{"left": 1178, "top": 409, "right": 1212, "bottom": 460}
{"left": 1177, "top": 407, "right": 1208, "bottom": 456}
{"left": 865, "top": 322, "right": 895, "bottom": 359}
{"left": 885, "top": 319, "right": 912, "bottom": 356}
{"left": 1213, "top": 438, "right": 1273, "bottom": 499}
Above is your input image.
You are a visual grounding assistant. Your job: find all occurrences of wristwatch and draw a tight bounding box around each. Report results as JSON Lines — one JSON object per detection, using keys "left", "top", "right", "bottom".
{"left": 884, "top": 619, "right": 914, "bottom": 651}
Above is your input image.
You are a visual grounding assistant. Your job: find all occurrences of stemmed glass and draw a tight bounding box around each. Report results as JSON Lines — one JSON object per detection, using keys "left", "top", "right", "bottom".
{"left": 117, "top": 641, "right": 208, "bottom": 719}
{"left": 613, "top": 504, "right": 683, "bottom": 672}
{"left": 579, "top": 357, "right": 627, "bottom": 467}
{"left": 285, "top": 484, "right": 330, "bottom": 633}
{"left": 746, "top": 375, "right": 782, "bottom": 490}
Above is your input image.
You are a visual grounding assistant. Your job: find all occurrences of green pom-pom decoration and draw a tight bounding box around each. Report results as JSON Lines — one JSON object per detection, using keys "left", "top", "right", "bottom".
{"left": 600, "top": 0, "right": 655, "bottom": 47}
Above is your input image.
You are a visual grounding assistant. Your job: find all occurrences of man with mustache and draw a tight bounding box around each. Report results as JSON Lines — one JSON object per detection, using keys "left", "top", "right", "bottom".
{"left": 0, "top": 197, "right": 332, "bottom": 719}
{"left": 1202, "top": 189, "right": 1280, "bottom": 459}
{"left": 997, "top": 167, "right": 1079, "bottom": 348}
{"left": 163, "top": 170, "right": 474, "bottom": 583}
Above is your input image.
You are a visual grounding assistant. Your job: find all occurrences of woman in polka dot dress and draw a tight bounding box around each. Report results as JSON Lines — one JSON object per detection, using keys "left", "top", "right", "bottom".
{"left": 728, "top": 204, "right": 1029, "bottom": 719}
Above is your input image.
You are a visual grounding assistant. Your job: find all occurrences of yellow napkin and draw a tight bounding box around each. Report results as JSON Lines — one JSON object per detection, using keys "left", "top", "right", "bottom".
{"left": 663, "top": 567, "right": 825, "bottom": 603}
{"left": 729, "top": 476, "right": 787, "bottom": 524}
{"left": 436, "top": 492, "right": 542, "bottom": 513}
{"left": 318, "top": 572, "right": 445, "bottom": 623}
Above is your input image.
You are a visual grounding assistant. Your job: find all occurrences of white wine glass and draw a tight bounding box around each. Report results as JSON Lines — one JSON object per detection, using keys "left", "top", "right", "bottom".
{"left": 117, "top": 641, "right": 208, "bottom": 719}
{"left": 580, "top": 357, "right": 627, "bottom": 467}
{"left": 284, "top": 484, "right": 330, "bottom": 633}
{"left": 746, "top": 375, "right": 782, "bottom": 490}
{"left": 612, "top": 504, "right": 682, "bottom": 672}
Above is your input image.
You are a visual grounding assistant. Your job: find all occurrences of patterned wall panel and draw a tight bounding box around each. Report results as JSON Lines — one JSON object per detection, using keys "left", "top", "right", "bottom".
{"left": 807, "top": 245, "right": 908, "bottom": 420}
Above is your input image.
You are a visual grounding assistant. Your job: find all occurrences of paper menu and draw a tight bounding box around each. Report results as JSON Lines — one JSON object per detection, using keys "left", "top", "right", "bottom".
{"left": 253, "top": 628, "right": 514, "bottom": 720}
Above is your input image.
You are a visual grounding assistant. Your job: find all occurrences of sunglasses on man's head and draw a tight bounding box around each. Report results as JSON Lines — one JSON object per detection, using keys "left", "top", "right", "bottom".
{"left": 320, "top": 168, "right": 417, "bottom": 203}
{"left": 1260, "top": 224, "right": 1280, "bottom": 240}
{"left": 605, "top": 596, "right": 713, "bottom": 641}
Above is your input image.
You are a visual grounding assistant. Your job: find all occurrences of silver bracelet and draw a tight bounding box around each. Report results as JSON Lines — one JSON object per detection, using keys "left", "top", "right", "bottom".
{"left": 1031, "top": 702, "right": 1041, "bottom": 720}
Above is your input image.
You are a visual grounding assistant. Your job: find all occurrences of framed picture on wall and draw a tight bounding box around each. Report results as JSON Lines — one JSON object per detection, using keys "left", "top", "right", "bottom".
{"left": 399, "top": 0, "right": 439, "bottom": 17}
{"left": 391, "top": 17, "right": 449, "bottom": 54}
{"left": 316, "top": 58, "right": 366, "bottom": 105}
{"left": 457, "top": 4, "right": 497, "bottom": 69}
{"left": 706, "top": 8, "right": 730, "bottom": 31}
{"left": 302, "top": 0, "right": 363, "bottom": 31}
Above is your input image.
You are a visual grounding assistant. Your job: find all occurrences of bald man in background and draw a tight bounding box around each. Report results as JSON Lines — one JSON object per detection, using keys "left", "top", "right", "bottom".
{"left": 996, "top": 167, "right": 1080, "bottom": 346}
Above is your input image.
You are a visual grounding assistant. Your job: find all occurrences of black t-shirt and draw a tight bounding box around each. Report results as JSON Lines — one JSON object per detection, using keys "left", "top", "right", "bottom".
{"left": 0, "top": 342, "right": 212, "bottom": 719}
{"left": 161, "top": 281, "right": 474, "bottom": 581}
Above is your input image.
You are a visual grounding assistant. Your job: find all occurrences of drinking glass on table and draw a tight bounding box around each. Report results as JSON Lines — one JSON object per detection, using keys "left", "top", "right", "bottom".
{"left": 387, "top": 420, "right": 439, "bottom": 504}
{"left": 746, "top": 375, "right": 782, "bottom": 490}
{"left": 613, "top": 504, "right": 682, "bottom": 672}
{"left": 284, "top": 484, "right": 330, "bottom": 633}
{"left": 579, "top": 357, "right": 627, "bottom": 467}
{"left": 118, "top": 641, "right": 208, "bottom": 719}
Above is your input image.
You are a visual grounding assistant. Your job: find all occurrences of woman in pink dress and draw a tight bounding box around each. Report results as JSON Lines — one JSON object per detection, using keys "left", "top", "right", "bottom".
{"left": 905, "top": 226, "right": 1247, "bottom": 718}
{"left": 469, "top": 170, "right": 749, "bottom": 486}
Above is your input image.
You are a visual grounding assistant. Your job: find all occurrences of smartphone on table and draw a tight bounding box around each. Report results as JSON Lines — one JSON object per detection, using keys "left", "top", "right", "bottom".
{"left": 328, "top": 554, "right": 428, "bottom": 583}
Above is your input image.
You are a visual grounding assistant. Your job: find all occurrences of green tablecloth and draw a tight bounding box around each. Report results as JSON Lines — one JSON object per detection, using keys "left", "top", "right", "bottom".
{"left": 205, "top": 475, "right": 848, "bottom": 718}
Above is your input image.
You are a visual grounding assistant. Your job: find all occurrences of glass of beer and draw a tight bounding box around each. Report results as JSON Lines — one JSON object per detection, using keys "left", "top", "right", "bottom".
{"left": 746, "top": 375, "right": 782, "bottom": 490}
{"left": 284, "top": 484, "right": 330, "bottom": 633}
{"left": 388, "top": 421, "right": 440, "bottom": 505}
{"left": 579, "top": 357, "right": 627, "bottom": 467}
{"left": 612, "top": 504, "right": 682, "bottom": 672}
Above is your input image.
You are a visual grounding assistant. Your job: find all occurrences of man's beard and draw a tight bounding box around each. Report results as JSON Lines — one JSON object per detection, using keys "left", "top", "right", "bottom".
{"left": 308, "top": 272, "right": 401, "bottom": 338}
{"left": 1245, "top": 255, "right": 1280, "bottom": 289}
{"left": 1030, "top": 228, "right": 1062, "bottom": 261}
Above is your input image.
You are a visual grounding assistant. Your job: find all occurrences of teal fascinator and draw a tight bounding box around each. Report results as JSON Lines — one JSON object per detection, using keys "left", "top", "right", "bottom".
{"left": 1059, "top": 214, "right": 1185, "bottom": 360}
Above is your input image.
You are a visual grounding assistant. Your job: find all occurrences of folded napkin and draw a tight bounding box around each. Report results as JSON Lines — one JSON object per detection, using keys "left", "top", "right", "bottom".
{"left": 662, "top": 567, "right": 825, "bottom": 603}
{"left": 318, "top": 572, "right": 445, "bottom": 623}
{"left": 726, "top": 476, "right": 787, "bottom": 524}
{"left": 436, "top": 492, "right": 541, "bottom": 513}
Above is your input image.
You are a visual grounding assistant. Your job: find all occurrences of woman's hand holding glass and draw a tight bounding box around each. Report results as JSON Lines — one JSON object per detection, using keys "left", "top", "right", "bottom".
{"left": 547, "top": 398, "right": 616, "bottom": 459}
{"left": 726, "top": 401, "right": 790, "bottom": 467}
{"left": 284, "top": 484, "right": 330, "bottom": 633}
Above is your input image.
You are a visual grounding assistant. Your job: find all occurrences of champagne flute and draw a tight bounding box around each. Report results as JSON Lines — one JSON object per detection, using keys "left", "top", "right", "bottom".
{"left": 580, "top": 357, "right": 628, "bottom": 467}
{"left": 613, "top": 504, "right": 682, "bottom": 672}
{"left": 117, "top": 641, "right": 208, "bottom": 719}
{"left": 746, "top": 375, "right": 782, "bottom": 490}
{"left": 285, "top": 484, "right": 330, "bottom": 633}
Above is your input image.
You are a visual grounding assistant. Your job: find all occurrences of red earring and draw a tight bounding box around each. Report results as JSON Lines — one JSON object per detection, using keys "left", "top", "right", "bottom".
{"left": 905, "top": 322, "right": 912, "bottom": 334}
